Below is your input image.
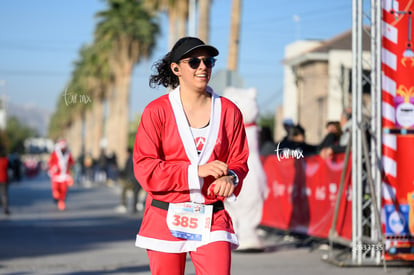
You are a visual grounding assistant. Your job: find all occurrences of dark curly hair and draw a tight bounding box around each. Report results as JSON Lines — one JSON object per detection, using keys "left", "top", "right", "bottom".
{"left": 149, "top": 51, "right": 179, "bottom": 89}
{"left": 149, "top": 37, "right": 218, "bottom": 89}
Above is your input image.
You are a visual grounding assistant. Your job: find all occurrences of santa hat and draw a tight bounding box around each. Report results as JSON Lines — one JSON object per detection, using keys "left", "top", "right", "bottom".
{"left": 56, "top": 139, "right": 68, "bottom": 150}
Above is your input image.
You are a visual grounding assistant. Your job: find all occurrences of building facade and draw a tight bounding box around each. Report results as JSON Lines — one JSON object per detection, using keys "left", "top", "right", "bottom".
{"left": 276, "top": 30, "right": 371, "bottom": 144}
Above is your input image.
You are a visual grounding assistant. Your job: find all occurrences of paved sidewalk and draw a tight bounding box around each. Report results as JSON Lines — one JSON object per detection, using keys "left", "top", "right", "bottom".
{"left": 0, "top": 173, "right": 412, "bottom": 275}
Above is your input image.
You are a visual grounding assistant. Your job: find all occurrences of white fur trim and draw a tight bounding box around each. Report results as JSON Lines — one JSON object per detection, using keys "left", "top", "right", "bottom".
{"left": 168, "top": 86, "right": 222, "bottom": 203}
{"left": 198, "top": 87, "right": 221, "bottom": 166}
{"left": 169, "top": 88, "right": 201, "bottom": 202}
{"left": 135, "top": 230, "right": 239, "bottom": 253}
{"left": 54, "top": 148, "right": 70, "bottom": 182}
{"left": 188, "top": 164, "right": 204, "bottom": 203}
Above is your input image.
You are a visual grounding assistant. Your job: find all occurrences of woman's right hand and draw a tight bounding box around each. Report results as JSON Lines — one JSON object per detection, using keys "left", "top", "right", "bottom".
{"left": 198, "top": 160, "right": 228, "bottom": 179}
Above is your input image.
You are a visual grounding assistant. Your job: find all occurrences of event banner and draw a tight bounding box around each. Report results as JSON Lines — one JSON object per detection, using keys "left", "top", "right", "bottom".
{"left": 382, "top": 0, "right": 414, "bottom": 261}
{"left": 260, "top": 154, "right": 352, "bottom": 240}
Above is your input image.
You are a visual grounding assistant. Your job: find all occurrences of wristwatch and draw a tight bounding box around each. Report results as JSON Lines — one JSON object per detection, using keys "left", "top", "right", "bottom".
{"left": 228, "top": 170, "right": 239, "bottom": 186}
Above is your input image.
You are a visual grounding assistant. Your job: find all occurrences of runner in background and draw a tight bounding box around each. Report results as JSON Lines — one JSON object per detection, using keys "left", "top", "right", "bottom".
{"left": 0, "top": 145, "right": 10, "bottom": 215}
{"left": 48, "top": 139, "right": 74, "bottom": 211}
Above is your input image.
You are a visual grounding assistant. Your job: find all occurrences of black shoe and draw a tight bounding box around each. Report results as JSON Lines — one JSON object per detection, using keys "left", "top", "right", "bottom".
{"left": 4, "top": 209, "right": 10, "bottom": 215}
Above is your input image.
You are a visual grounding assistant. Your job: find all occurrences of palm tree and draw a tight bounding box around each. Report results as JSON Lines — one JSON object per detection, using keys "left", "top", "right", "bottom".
{"left": 143, "top": 0, "right": 214, "bottom": 46}
{"left": 48, "top": 94, "right": 73, "bottom": 141}
{"left": 143, "top": 0, "right": 189, "bottom": 47}
{"left": 78, "top": 41, "right": 113, "bottom": 159}
{"left": 49, "top": 42, "right": 111, "bottom": 157}
{"left": 95, "top": 0, "right": 159, "bottom": 167}
{"left": 49, "top": 46, "right": 92, "bottom": 142}
{"left": 64, "top": 47, "right": 96, "bottom": 157}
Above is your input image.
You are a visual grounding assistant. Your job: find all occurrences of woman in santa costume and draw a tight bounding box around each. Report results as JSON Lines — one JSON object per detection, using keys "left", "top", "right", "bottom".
{"left": 133, "top": 37, "right": 249, "bottom": 275}
{"left": 48, "top": 139, "right": 74, "bottom": 211}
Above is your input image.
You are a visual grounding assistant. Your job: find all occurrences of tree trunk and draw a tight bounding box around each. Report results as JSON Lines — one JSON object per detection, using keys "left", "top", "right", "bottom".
{"left": 84, "top": 109, "right": 94, "bottom": 157}
{"left": 84, "top": 98, "right": 104, "bottom": 160}
{"left": 176, "top": 0, "right": 188, "bottom": 38}
{"left": 90, "top": 96, "right": 105, "bottom": 159}
{"left": 198, "top": 0, "right": 210, "bottom": 43}
{"left": 168, "top": 9, "right": 178, "bottom": 48}
{"left": 228, "top": 0, "right": 242, "bottom": 71}
{"left": 86, "top": 79, "right": 106, "bottom": 160}
{"left": 105, "top": 73, "right": 130, "bottom": 170}
{"left": 167, "top": 0, "right": 189, "bottom": 48}
{"left": 66, "top": 112, "right": 84, "bottom": 159}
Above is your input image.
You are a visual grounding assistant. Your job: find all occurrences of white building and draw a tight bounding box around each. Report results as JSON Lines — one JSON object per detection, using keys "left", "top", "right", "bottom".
{"left": 276, "top": 30, "right": 371, "bottom": 143}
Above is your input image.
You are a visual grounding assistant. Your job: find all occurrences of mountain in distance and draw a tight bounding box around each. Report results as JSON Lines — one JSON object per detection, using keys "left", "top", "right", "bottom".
{"left": 6, "top": 101, "right": 51, "bottom": 136}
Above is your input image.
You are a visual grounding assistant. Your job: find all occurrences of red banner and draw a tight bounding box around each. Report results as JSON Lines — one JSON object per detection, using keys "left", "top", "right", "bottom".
{"left": 260, "top": 153, "right": 352, "bottom": 240}
{"left": 382, "top": 136, "right": 414, "bottom": 261}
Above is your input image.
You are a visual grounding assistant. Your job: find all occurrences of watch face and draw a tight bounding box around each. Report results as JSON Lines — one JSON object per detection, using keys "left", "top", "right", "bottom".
{"left": 228, "top": 170, "right": 238, "bottom": 185}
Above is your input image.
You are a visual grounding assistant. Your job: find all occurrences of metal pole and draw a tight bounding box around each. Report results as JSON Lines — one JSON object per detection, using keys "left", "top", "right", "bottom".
{"left": 352, "top": 0, "right": 365, "bottom": 265}
{"left": 370, "top": 3, "right": 377, "bottom": 262}
{"left": 356, "top": 0, "right": 363, "bottom": 265}
{"left": 351, "top": 0, "right": 358, "bottom": 263}
{"left": 375, "top": 1, "right": 383, "bottom": 264}
{"left": 371, "top": 0, "right": 384, "bottom": 265}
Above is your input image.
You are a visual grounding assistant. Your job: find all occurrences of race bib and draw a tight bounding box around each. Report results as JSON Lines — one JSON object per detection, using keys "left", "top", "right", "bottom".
{"left": 166, "top": 202, "right": 213, "bottom": 241}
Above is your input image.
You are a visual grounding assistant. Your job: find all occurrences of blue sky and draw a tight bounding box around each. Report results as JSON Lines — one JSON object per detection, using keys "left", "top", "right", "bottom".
{"left": 0, "top": 0, "right": 352, "bottom": 117}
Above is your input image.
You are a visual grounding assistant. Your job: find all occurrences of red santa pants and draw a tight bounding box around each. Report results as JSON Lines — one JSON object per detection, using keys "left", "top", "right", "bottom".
{"left": 147, "top": 241, "right": 231, "bottom": 275}
{"left": 51, "top": 180, "right": 68, "bottom": 201}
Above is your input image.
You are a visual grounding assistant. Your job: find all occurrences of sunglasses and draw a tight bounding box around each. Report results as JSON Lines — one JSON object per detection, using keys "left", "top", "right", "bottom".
{"left": 181, "top": 57, "right": 216, "bottom": 69}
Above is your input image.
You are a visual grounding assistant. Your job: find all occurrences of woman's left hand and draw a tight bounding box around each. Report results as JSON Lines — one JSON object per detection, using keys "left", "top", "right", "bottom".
{"left": 207, "top": 175, "right": 235, "bottom": 198}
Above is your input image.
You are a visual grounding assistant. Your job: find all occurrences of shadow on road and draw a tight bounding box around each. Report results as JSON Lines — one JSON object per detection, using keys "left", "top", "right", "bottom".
{"left": 63, "top": 264, "right": 151, "bottom": 274}
{"left": 0, "top": 173, "right": 143, "bottom": 262}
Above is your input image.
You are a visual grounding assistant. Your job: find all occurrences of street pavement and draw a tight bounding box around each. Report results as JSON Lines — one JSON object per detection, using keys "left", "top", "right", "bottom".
{"left": 0, "top": 173, "right": 412, "bottom": 275}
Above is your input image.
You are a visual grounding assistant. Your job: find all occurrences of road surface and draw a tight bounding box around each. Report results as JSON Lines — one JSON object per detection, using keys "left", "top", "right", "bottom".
{"left": 0, "top": 173, "right": 412, "bottom": 274}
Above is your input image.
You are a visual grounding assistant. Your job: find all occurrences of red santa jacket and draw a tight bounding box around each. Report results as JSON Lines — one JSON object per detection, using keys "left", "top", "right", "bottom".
{"left": 48, "top": 148, "right": 74, "bottom": 182}
{"left": 133, "top": 86, "right": 249, "bottom": 252}
{"left": 0, "top": 157, "right": 8, "bottom": 184}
